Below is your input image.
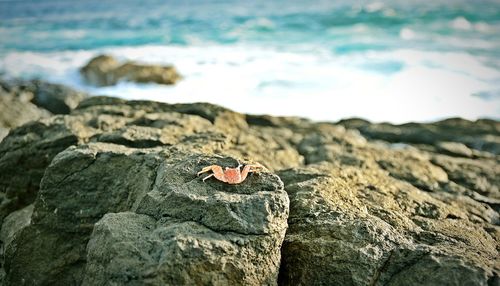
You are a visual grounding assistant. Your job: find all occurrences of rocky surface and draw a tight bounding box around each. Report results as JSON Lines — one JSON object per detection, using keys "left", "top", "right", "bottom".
{"left": 0, "top": 78, "right": 88, "bottom": 142}
{"left": 80, "top": 55, "right": 182, "bottom": 86}
{"left": 0, "top": 78, "right": 88, "bottom": 114}
{"left": 0, "top": 89, "right": 50, "bottom": 131}
{"left": 0, "top": 95, "right": 498, "bottom": 285}
{"left": 339, "top": 118, "right": 500, "bottom": 155}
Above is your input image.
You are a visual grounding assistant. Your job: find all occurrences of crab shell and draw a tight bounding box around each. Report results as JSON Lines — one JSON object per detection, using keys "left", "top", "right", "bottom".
{"left": 197, "top": 163, "right": 266, "bottom": 184}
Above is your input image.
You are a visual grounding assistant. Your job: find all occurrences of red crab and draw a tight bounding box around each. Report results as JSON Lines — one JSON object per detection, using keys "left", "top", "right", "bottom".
{"left": 197, "top": 162, "right": 266, "bottom": 184}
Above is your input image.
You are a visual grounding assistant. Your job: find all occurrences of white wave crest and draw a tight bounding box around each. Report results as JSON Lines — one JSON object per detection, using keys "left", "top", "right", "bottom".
{"left": 0, "top": 44, "right": 498, "bottom": 123}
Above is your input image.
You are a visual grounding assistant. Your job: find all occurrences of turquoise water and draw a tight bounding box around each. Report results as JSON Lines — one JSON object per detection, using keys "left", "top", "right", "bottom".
{"left": 0, "top": 0, "right": 499, "bottom": 122}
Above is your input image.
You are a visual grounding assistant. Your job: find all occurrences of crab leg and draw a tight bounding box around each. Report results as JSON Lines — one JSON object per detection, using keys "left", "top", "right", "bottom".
{"left": 240, "top": 163, "right": 266, "bottom": 182}
{"left": 201, "top": 173, "right": 215, "bottom": 181}
{"left": 197, "top": 165, "right": 218, "bottom": 176}
{"left": 197, "top": 165, "right": 226, "bottom": 182}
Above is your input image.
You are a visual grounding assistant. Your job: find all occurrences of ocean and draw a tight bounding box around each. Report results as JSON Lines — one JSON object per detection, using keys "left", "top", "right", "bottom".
{"left": 0, "top": 0, "right": 499, "bottom": 123}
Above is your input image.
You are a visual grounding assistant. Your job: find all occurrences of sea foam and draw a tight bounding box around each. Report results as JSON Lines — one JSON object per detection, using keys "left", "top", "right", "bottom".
{"left": 0, "top": 44, "right": 498, "bottom": 123}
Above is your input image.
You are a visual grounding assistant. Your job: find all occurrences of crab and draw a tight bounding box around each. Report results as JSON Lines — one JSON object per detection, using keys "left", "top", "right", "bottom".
{"left": 197, "top": 162, "right": 266, "bottom": 184}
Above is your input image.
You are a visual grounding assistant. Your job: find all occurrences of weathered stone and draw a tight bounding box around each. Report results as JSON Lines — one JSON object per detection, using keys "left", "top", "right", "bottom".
{"left": 0, "top": 93, "right": 50, "bottom": 129}
{"left": 0, "top": 93, "right": 497, "bottom": 286}
{"left": 436, "top": 141, "right": 474, "bottom": 158}
{"left": 339, "top": 118, "right": 500, "bottom": 154}
{"left": 4, "top": 143, "right": 163, "bottom": 285}
{"left": 0, "top": 128, "right": 8, "bottom": 142}
{"left": 0, "top": 117, "right": 78, "bottom": 222}
{"left": 80, "top": 55, "right": 181, "bottom": 86}
{"left": 114, "top": 62, "right": 181, "bottom": 85}
{"left": 30, "top": 80, "right": 88, "bottom": 114}
{"left": 83, "top": 211, "right": 286, "bottom": 285}
{"left": 0, "top": 98, "right": 239, "bottom": 223}
{"left": 432, "top": 155, "right": 500, "bottom": 200}
{"left": 79, "top": 55, "right": 121, "bottom": 86}
{"left": 0, "top": 78, "right": 87, "bottom": 114}
{"left": 277, "top": 163, "right": 498, "bottom": 286}
{"left": 0, "top": 204, "right": 33, "bottom": 249}
{"left": 376, "top": 147, "right": 449, "bottom": 191}
{"left": 5, "top": 143, "right": 288, "bottom": 285}
{"left": 0, "top": 204, "right": 34, "bottom": 284}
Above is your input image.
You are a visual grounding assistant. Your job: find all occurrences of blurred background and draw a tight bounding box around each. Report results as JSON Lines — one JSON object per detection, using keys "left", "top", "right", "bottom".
{"left": 0, "top": 0, "right": 499, "bottom": 123}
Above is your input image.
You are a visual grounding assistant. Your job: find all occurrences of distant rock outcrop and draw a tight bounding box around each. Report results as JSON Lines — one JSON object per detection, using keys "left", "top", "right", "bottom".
{"left": 0, "top": 95, "right": 498, "bottom": 285}
{"left": 80, "top": 55, "right": 182, "bottom": 86}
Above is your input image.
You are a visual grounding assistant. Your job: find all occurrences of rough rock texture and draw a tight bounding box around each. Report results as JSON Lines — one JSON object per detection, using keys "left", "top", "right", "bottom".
{"left": 5, "top": 143, "right": 288, "bottom": 285}
{"left": 0, "top": 204, "right": 34, "bottom": 282}
{"left": 0, "top": 78, "right": 88, "bottom": 142}
{"left": 0, "top": 91, "right": 50, "bottom": 129}
{"left": 339, "top": 118, "right": 500, "bottom": 155}
{"left": 0, "top": 78, "right": 88, "bottom": 114}
{"left": 0, "top": 95, "right": 498, "bottom": 285}
{"left": 80, "top": 55, "right": 182, "bottom": 86}
{"left": 0, "top": 128, "right": 8, "bottom": 143}
{"left": 1, "top": 98, "right": 290, "bottom": 285}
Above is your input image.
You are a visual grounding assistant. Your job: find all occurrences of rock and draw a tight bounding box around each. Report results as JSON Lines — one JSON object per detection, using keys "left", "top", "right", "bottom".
{"left": 376, "top": 147, "right": 449, "bottom": 192}
{"left": 78, "top": 55, "right": 121, "bottom": 86}
{"left": 278, "top": 164, "right": 498, "bottom": 286}
{"left": 0, "top": 128, "right": 8, "bottom": 142}
{"left": 0, "top": 78, "right": 87, "bottom": 143}
{"left": 30, "top": 80, "right": 88, "bottom": 114}
{"left": 0, "top": 204, "right": 33, "bottom": 250}
{"left": 0, "top": 116, "right": 89, "bottom": 222}
{"left": 0, "top": 94, "right": 497, "bottom": 286}
{"left": 0, "top": 204, "right": 34, "bottom": 283}
{"left": 80, "top": 55, "right": 181, "bottom": 86}
{"left": 5, "top": 143, "right": 288, "bottom": 285}
{"left": 0, "top": 78, "right": 88, "bottom": 114}
{"left": 114, "top": 62, "right": 181, "bottom": 85}
{"left": 0, "top": 93, "right": 50, "bottom": 129}
{"left": 339, "top": 118, "right": 500, "bottom": 155}
{"left": 436, "top": 141, "right": 474, "bottom": 158}
{"left": 0, "top": 97, "right": 247, "bottom": 224}
{"left": 432, "top": 155, "right": 499, "bottom": 201}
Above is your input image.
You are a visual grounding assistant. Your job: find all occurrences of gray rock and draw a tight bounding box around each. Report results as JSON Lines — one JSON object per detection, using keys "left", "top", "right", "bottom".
{"left": 84, "top": 212, "right": 286, "bottom": 286}
{"left": 30, "top": 80, "right": 88, "bottom": 114}
{"left": 0, "top": 78, "right": 87, "bottom": 144}
{"left": 0, "top": 92, "right": 50, "bottom": 129}
{"left": 0, "top": 204, "right": 33, "bottom": 249}
{"left": 0, "top": 128, "right": 8, "bottom": 142}
{"left": 0, "top": 204, "right": 34, "bottom": 284}
{"left": 0, "top": 78, "right": 87, "bottom": 114}
{"left": 432, "top": 155, "right": 499, "bottom": 201}
{"left": 0, "top": 94, "right": 497, "bottom": 286}
{"left": 78, "top": 55, "right": 121, "bottom": 86}
{"left": 278, "top": 164, "right": 498, "bottom": 286}
{"left": 0, "top": 97, "right": 238, "bottom": 224}
{"left": 80, "top": 55, "right": 181, "bottom": 86}
{"left": 436, "top": 141, "right": 474, "bottom": 158}
{"left": 0, "top": 116, "right": 87, "bottom": 222}
{"left": 5, "top": 143, "right": 288, "bottom": 285}
{"left": 339, "top": 118, "right": 500, "bottom": 155}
